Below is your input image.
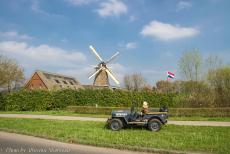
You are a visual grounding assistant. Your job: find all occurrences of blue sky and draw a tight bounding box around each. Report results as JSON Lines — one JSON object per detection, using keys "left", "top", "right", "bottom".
{"left": 0, "top": 0, "right": 229, "bottom": 86}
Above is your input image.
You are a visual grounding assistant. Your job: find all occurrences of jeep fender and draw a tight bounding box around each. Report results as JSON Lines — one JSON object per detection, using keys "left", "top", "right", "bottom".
{"left": 148, "top": 116, "right": 164, "bottom": 124}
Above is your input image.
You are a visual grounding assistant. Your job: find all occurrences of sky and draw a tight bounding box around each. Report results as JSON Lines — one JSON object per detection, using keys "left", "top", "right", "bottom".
{"left": 0, "top": 0, "right": 230, "bottom": 87}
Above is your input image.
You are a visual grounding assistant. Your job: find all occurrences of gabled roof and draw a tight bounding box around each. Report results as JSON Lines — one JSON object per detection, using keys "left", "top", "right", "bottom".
{"left": 25, "top": 70, "right": 83, "bottom": 90}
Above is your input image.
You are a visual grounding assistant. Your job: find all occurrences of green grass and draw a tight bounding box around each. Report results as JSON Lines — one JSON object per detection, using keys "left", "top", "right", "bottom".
{"left": 0, "top": 111, "right": 108, "bottom": 118}
{"left": 0, "top": 111, "right": 230, "bottom": 121}
{"left": 0, "top": 118, "right": 229, "bottom": 154}
{"left": 169, "top": 116, "right": 230, "bottom": 122}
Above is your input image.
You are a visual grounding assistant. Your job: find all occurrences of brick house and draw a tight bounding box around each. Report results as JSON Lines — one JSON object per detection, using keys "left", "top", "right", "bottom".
{"left": 25, "top": 70, "right": 83, "bottom": 90}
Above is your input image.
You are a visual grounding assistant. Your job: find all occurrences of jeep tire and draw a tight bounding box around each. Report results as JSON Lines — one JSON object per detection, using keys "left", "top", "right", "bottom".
{"left": 148, "top": 119, "right": 161, "bottom": 132}
{"left": 109, "top": 118, "right": 123, "bottom": 131}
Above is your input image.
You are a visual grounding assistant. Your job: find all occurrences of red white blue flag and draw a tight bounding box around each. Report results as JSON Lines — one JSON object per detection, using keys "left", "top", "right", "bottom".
{"left": 167, "top": 71, "right": 175, "bottom": 80}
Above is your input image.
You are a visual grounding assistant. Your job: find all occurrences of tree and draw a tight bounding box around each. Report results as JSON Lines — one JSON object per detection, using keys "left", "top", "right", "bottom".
{"left": 123, "top": 73, "right": 146, "bottom": 91}
{"left": 156, "top": 80, "right": 174, "bottom": 93}
{"left": 123, "top": 75, "right": 133, "bottom": 90}
{"left": 207, "top": 66, "right": 230, "bottom": 107}
{"left": 0, "top": 55, "right": 25, "bottom": 92}
{"left": 178, "top": 50, "right": 202, "bottom": 81}
{"left": 142, "top": 84, "right": 152, "bottom": 92}
{"left": 132, "top": 73, "right": 146, "bottom": 91}
{"left": 205, "top": 54, "right": 222, "bottom": 73}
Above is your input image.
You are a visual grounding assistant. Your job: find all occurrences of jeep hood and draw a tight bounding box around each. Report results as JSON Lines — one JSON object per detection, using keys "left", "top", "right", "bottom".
{"left": 111, "top": 110, "right": 130, "bottom": 117}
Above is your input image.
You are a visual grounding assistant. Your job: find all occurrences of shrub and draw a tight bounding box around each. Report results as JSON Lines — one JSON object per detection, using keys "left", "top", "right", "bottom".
{"left": 2, "top": 89, "right": 177, "bottom": 111}
{"left": 4, "top": 90, "right": 54, "bottom": 111}
{"left": 0, "top": 92, "right": 6, "bottom": 111}
{"left": 67, "top": 106, "right": 230, "bottom": 117}
{"left": 2, "top": 88, "right": 229, "bottom": 112}
{"left": 207, "top": 66, "right": 230, "bottom": 107}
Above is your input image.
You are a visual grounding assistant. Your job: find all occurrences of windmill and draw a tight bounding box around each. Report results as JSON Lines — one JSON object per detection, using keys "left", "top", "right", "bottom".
{"left": 88, "top": 45, "right": 120, "bottom": 87}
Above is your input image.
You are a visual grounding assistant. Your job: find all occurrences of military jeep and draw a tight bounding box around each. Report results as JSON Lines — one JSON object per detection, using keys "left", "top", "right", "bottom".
{"left": 107, "top": 103, "right": 168, "bottom": 131}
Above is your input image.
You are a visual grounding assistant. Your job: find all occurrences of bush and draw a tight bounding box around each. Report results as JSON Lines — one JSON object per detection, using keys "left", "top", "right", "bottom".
{"left": 1, "top": 88, "right": 229, "bottom": 112}
{"left": 4, "top": 90, "right": 54, "bottom": 111}
{"left": 67, "top": 106, "right": 230, "bottom": 117}
{"left": 169, "top": 108, "right": 230, "bottom": 117}
{"left": 207, "top": 66, "right": 230, "bottom": 107}
{"left": 67, "top": 106, "right": 128, "bottom": 115}
{"left": 0, "top": 92, "right": 6, "bottom": 111}
{"left": 2, "top": 89, "right": 177, "bottom": 111}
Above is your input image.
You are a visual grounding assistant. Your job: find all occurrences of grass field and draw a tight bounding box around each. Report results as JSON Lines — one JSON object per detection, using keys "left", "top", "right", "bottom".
{"left": 0, "top": 118, "right": 229, "bottom": 154}
{"left": 0, "top": 111, "right": 230, "bottom": 121}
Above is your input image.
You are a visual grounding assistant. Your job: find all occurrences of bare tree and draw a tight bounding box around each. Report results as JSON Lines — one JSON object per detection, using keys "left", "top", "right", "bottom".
{"left": 178, "top": 50, "right": 202, "bottom": 81}
{"left": 123, "top": 73, "right": 146, "bottom": 91}
{"left": 156, "top": 80, "right": 174, "bottom": 93}
{"left": 205, "top": 54, "right": 222, "bottom": 72}
{"left": 124, "top": 75, "right": 133, "bottom": 90}
{"left": 0, "top": 55, "right": 25, "bottom": 92}
{"left": 132, "top": 73, "right": 146, "bottom": 91}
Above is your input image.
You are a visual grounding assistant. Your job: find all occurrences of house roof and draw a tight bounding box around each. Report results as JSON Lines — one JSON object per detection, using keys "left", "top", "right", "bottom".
{"left": 25, "top": 70, "right": 83, "bottom": 90}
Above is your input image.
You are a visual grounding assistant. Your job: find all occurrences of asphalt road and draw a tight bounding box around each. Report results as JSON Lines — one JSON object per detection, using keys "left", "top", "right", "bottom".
{"left": 0, "top": 114, "right": 230, "bottom": 126}
{"left": 0, "top": 131, "right": 150, "bottom": 154}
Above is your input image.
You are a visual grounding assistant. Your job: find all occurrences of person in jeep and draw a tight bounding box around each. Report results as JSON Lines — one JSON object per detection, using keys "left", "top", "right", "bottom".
{"left": 141, "top": 101, "right": 149, "bottom": 115}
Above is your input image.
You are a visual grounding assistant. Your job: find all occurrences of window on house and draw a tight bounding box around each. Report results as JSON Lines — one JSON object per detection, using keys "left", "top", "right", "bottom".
{"left": 55, "top": 79, "right": 60, "bottom": 83}
{"left": 63, "top": 81, "right": 67, "bottom": 84}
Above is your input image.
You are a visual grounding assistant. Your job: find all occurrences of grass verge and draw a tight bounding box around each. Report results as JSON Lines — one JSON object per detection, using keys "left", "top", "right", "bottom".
{"left": 0, "top": 118, "right": 229, "bottom": 154}
{"left": 0, "top": 111, "right": 108, "bottom": 118}
{"left": 0, "top": 111, "right": 230, "bottom": 121}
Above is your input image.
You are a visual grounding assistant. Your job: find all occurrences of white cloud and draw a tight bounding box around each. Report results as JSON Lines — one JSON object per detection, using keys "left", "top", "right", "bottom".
{"left": 125, "top": 42, "right": 137, "bottom": 49}
{"left": 65, "top": 0, "right": 97, "bottom": 6}
{"left": 141, "top": 20, "right": 199, "bottom": 41}
{"left": 97, "top": 0, "right": 127, "bottom": 17}
{"left": 0, "top": 41, "right": 86, "bottom": 68}
{"left": 0, "top": 31, "right": 33, "bottom": 40}
{"left": 177, "top": 1, "right": 192, "bottom": 11}
{"left": 58, "top": 66, "right": 92, "bottom": 84}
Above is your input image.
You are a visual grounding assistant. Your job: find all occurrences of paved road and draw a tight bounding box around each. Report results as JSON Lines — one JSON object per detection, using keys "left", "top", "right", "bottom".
{"left": 0, "top": 114, "right": 230, "bottom": 127}
{"left": 0, "top": 131, "right": 150, "bottom": 154}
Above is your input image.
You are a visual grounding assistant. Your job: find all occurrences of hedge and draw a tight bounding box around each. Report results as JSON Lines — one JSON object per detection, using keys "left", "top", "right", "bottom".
{"left": 67, "top": 106, "right": 230, "bottom": 117}
{"left": 0, "top": 89, "right": 179, "bottom": 111}
{"left": 0, "top": 89, "right": 229, "bottom": 116}
{"left": 0, "top": 92, "right": 5, "bottom": 111}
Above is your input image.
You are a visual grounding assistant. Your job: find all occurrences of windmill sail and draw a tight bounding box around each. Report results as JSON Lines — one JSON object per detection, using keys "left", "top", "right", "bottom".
{"left": 89, "top": 45, "right": 103, "bottom": 62}
{"left": 88, "top": 45, "right": 120, "bottom": 86}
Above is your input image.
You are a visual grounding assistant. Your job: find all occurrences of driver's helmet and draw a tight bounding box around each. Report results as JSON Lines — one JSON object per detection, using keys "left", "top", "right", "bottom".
{"left": 142, "top": 101, "right": 148, "bottom": 108}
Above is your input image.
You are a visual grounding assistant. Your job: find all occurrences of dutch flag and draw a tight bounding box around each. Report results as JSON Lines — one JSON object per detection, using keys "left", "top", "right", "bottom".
{"left": 167, "top": 71, "right": 175, "bottom": 80}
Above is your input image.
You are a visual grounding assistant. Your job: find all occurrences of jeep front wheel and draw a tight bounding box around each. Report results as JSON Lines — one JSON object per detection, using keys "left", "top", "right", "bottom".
{"left": 148, "top": 119, "right": 161, "bottom": 132}
{"left": 109, "top": 119, "right": 123, "bottom": 131}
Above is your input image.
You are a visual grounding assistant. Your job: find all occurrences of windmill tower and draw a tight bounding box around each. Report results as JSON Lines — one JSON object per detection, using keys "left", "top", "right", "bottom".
{"left": 88, "top": 45, "right": 120, "bottom": 87}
